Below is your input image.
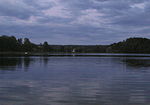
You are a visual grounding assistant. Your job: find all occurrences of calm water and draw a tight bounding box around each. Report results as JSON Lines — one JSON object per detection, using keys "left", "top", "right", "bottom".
{"left": 0, "top": 56, "right": 150, "bottom": 105}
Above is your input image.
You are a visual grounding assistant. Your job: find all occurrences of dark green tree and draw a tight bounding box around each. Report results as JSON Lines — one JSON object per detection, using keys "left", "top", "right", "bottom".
{"left": 22, "top": 38, "right": 36, "bottom": 52}
{"left": 43, "top": 41, "right": 50, "bottom": 52}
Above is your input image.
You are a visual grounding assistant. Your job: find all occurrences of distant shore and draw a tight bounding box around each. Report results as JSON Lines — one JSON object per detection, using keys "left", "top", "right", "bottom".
{"left": 0, "top": 52, "right": 150, "bottom": 57}
{"left": 0, "top": 36, "right": 150, "bottom": 54}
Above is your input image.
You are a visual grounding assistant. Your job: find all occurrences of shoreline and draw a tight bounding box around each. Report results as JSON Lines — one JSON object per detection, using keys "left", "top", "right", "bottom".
{"left": 0, "top": 52, "right": 150, "bottom": 57}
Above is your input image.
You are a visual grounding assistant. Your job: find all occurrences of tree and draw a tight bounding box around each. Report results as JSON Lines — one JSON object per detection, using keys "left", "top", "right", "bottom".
{"left": 22, "top": 38, "right": 36, "bottom": 52}
{"left": 24, "top": 38, "right": 31, "bottom": 45}
{"left": 110, "top": 37, "right": 150, "bottom": 53}
{"left": 18, "top": 38, "right": 23, "bottom": 45}
{"left": 43, "top": 41, "right": 50, "bottom": 52}
{"left": 0, "top": 36, "right": 20, "bottom": 52}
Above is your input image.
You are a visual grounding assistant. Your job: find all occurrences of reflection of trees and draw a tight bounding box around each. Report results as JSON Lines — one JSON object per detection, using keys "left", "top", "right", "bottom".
{"left": 123, "top": 59, "right": 150, "bottom": 67}
{"left": 0, "top": 57, "right": 50, "bottom": 71}
{"left": 0, "top": 57, "right": 33, "bottom": 71}
{"left": 43, "top": 57, "right": 48, "bottom": 66}
{"left": 0, "top": 57, "right": 22, "bottom": 70}
{"left": 23, "top": 57, "right": 31, "bottom": 69}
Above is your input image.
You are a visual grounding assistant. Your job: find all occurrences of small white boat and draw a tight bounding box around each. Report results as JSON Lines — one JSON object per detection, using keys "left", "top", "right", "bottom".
{"left": 25, "top": 52, "right": 28, "bottom": 54}
{"left": 72, "top": 49, "right": 76, "bottom": 53}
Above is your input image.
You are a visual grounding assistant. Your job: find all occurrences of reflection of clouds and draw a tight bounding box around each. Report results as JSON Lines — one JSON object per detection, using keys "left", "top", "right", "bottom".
{"left": 0, "top": 79, "right": 50, "bottom": 105}
{"left": 100, "top": 72, "right": 150, "bottom": 105}
{"left": 129, "top": 90, "right": 146, "bottom": 103}
{"left": 42, "top": 87, "right": 69, "bottom": 102}
{"left": 78, "top": 82, "right": 100, "bottom": 97}
{"left": 0, "top": 57, "right": 150, "bottom": 105}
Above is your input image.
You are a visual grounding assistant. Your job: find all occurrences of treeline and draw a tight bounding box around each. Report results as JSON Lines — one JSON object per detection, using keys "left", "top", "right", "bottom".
{"left": 0, "top": 35, "right": 150, "bottom": 53}
{"left": 0, "top": 35, "right": 108, "bottom": 53}
{"left": 49, "top": 45, "right": 107, "bottom": 53}
{"left": 108, "top": 37, "right": 150, "bottom": 53}
{"left": 0, "top": 36, "right": 37, "bottom": 52}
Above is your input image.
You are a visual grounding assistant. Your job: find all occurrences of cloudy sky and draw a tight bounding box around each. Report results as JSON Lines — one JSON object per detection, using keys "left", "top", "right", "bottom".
{"left": 0, "top": 0, "right": 150, "bottom": 45}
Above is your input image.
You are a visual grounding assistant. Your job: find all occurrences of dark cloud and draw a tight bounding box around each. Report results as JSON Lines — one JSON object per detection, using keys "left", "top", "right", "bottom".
{"left": 0, "top": 0, "right": 36, "bottom": 20}
{"left": 22, "top": 0, "right": 52, "bottom": 10}
{"left": 0, "top": 0, "right": 150, "bottom": 44}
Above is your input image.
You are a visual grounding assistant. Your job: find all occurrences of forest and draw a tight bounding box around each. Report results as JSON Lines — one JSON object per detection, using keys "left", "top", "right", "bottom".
{"left": 0, "top": 35, "right": 150, "bottom": 53}
{"left": 109, "top": 37, "right": 150, "bottom": 53}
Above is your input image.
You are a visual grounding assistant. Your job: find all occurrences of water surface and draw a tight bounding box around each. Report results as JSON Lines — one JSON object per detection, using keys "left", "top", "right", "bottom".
{"left": 0, "top": 56, "right": 150, "bottom": 105}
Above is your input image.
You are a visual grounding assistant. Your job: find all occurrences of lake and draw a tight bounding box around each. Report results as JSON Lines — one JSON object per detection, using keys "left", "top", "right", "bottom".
{"left": 0, "top": 55, "right": 150, "bottom": 105}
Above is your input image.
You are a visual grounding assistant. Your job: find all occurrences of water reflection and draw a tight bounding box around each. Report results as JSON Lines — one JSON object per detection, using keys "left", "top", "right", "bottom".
{"left": 0, "top": 57, "right": 34, "bottom": 71}
{"left": 123, "top": 58, "right": 150, "bottom": 67}
{"left": 0, "top": 57, "right": 51, "bottom": 72}
{"left": 43, "top": 57, "right": 48, "bottom": 66}
{"left": 0, "top": 57, "right": 22, "bottom": 70}
{"left": 0, "top": 57, "right": 150, "bottom": 105}
{"left": 1, "top": 57, "right": 150, "bottom": 70}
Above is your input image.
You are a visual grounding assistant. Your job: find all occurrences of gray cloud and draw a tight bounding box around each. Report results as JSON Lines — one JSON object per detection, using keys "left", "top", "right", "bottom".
{"left": 0, "top": 0, "right": 150, "bottom": 44}
{"left": 0, "top": 0, "right": 36, "bottom": 20}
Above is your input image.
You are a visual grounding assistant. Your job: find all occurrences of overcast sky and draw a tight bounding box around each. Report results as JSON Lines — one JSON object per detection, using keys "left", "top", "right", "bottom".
{"left": 0, "top": 0, "right": 150, "bottom": 45}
